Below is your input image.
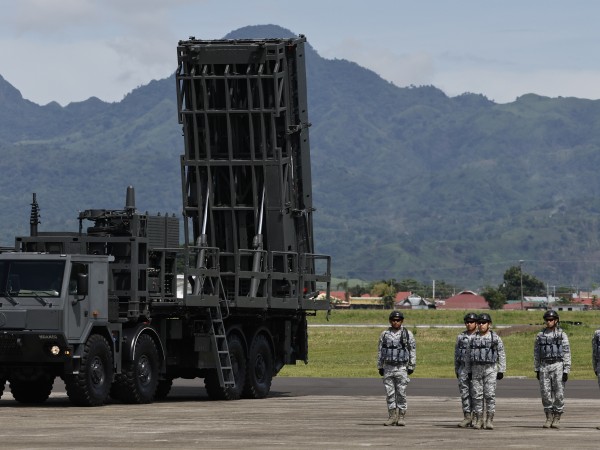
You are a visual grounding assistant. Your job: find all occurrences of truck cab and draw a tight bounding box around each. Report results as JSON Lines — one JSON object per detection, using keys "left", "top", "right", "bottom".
{"left": 0, "top": 252, "right": 117, "bottom": 405}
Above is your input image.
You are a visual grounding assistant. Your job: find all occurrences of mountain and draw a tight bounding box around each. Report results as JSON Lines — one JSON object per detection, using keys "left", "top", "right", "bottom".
{"left": 2, "top": 25, "right": 600, "bottom": 290}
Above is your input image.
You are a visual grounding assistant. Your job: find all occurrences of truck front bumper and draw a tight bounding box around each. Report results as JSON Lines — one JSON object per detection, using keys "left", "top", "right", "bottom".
{"left": 0, "top": 331, "right": 73, "bottom": 371}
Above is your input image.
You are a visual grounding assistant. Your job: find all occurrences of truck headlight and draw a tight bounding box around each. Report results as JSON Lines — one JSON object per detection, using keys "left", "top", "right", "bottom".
{"left": 50, "top": 345, "right": 61, "bottom": 356}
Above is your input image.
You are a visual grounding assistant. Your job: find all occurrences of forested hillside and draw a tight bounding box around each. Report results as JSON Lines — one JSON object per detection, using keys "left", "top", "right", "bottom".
{"left": 2, "top": 24, "right": 600, "bottom": 289}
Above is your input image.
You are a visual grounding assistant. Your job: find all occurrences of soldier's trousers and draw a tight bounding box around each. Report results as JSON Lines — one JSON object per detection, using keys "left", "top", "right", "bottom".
{"left": 457, "top": 366, "right": 472, "bottom": 413}
{"left": 470, "top": 363, "right": 497, "bottom": 414}
{"left": 382, "top": 363, "right": 410, "bottom": 411}
{"left": 538, "top": 361, "right": 565, "bottom": 413}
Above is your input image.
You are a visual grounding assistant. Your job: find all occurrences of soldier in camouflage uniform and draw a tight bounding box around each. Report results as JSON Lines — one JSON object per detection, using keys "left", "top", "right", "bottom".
{"left": 455, "top": 312, "right": 478, "bottom": 427}
{"left": 465, "top": 313, "right": 506, "bottom": 430}
{"left": 534, "top": 310, "right": 571, "bottom": 429}
{"left": 377, "top": 310, "right": 417, "bottom": 426}
{"left": 592, "top": 326, "right": 600, "bottom": 430}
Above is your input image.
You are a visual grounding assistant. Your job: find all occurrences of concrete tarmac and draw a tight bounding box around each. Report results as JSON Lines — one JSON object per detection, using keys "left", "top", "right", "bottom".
{"left": 1, "top": 377, "right": 600, "bottom": 449}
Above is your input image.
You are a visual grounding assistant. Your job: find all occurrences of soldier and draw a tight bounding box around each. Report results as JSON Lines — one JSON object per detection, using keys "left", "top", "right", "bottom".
{"left": 455, "top": 312, "right": 478, "bottom": 427}
{"left": 534, "top": 310, "right": 571, "bottom": 429}
{"left": 465, "top": 313, "right": 506, "bottom": 430}
{"left": 592, "top": 326, "right": 600, "bottom": 430}
{"left": 377, "top": 310, "right": 417, "bottom": 426}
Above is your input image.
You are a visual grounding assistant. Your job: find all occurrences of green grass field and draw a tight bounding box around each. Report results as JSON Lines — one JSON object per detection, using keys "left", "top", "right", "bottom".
{"left": 278, "top": 309, "right": 600, "bottom": 379}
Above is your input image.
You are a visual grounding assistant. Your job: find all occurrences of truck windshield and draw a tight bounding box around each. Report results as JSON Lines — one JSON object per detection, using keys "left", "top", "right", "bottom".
{"left": 0, "top": 260, "right": 66, "bottom": 297}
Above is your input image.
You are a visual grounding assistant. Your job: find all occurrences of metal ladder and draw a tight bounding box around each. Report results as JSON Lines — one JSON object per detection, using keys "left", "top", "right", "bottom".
{"left": 209, "top": 300, "right": 235, "bottom": 389}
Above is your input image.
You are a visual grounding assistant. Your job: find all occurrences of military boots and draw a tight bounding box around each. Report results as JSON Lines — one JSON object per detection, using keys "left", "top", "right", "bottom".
{"left": 543, "top": 411, "right": 553, "bottom": 428}
{"left": 458, "top": 412, "right": 472, "bottom": 428}
{"left": 551, "top": 413, "right": 562, "bottom": 429}
{"left": 396, "top": 409, "right": 406, "bottom": 426}
{"left": 472, "top": 413, "right": 484, "bottom": 430}
{"left": 384, "top": 409, "right": 398, "bottom": 426}
{"left": 485, "top": 412, "right": 494, "bottom": 430}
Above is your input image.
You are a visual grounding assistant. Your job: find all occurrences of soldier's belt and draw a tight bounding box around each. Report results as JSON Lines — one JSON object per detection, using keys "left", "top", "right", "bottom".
{"left": 384, "top": 361, "right": 407, "bottom": 366}
{"left": 541, "top": 358, "right": 563, "bottom": 364}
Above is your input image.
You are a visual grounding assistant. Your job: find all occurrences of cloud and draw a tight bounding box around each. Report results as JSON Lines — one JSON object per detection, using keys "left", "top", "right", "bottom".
{"left": 0, "top": 38, "right": 122, "bottom": 105}
{"left": 0, "top": 0, "right": 197, "bottom": 105}
{"left": 2, "top": 1, "right": 600, "bottom": 107}
{"left": 322, "top": 38, "right": 436, "bottom": 88}
{"left": 435, "top": 68, "right": 600, "bottom": 104}
{"left": 319, "top": 36, "right": 600, "bottom": 104}
{"left": 106, "top": 35, "right": 175, "bottom": 75}
{"left": 3, "top": 0, "right": 199, "bottom": 37}
{"left": 6, "top": 0, "right": 98, "bottom": 36}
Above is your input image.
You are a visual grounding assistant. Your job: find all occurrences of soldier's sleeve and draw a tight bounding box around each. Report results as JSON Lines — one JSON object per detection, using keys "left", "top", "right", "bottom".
{"left": 533, "top": 333, "right": 540, "bottom": 372}
{"left": 464, "top": 338, "right": 472, "bottom": 373}
{"left": 454, "top": 334, "right": 461, "bottom": 372}
{"left": 497, "top": 335, "right": 507, "bottom": 373}
{"left": 562, "top": 332, "right": 571, "bottom": 373}
{"left": 377, "top": 331, "right": 385, "bottom": 368}
{"left": 408, "top": 330, "right": 417, "bottom": 370}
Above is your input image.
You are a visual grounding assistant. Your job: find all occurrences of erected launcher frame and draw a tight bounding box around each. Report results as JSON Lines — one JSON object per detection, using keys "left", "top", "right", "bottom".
{"left": 176, "top": 36, "right": 331, "bottom": 310}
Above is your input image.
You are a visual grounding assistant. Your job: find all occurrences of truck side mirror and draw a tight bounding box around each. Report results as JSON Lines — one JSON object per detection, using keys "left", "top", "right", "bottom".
{"left": 77, "top": 273, "right": 88, "bottom": 296}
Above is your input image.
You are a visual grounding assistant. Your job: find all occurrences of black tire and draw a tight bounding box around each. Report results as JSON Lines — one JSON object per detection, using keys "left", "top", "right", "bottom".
{"left": 0, "top": 378, "right": 5, "bottom": 400}
{"left": 65, "top": 334, "right": 114, "bottom": 407}
{"left": 243, "top": 334, "right": 273, "bottom": 399}
{"left": 154, "top": 378, "right": 173, "bottom": 401}
{"left": 111, "top": 334, "right": 159, "bottom": 404}
{"left": 204, "top": 334, "right": 246, "bottom": 400}
{"left": 10, "top": 375, "right": 55, "bottom": 404}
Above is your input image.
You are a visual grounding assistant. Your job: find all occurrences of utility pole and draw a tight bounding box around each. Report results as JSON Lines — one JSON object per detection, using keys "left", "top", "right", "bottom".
{"left": 519, "top": 260, "right": 524, "bottom": 310}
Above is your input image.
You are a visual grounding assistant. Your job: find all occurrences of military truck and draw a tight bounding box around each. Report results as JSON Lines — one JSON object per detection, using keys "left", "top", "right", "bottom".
{"left": 0, "top": 36, "right": 330, "bottom": 406}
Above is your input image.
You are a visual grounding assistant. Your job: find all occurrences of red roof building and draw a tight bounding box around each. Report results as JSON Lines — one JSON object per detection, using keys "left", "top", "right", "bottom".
{"left": 440, "top": 290, "right": 489, "bottom": 310}
{"left": 395, "top": 292, "right": 412, "bottom": 302}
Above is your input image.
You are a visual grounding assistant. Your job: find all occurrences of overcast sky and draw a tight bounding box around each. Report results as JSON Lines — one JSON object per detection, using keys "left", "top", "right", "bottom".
{"left": 1, "top": 0, "right": 599, "bottom": 106}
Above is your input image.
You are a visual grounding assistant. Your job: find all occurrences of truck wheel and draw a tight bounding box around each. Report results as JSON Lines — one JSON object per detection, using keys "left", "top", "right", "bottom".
{"left": 112, "top": 334, "right": 159, "bottom": 404}
{"left": 0, "top": 378, "right": 5, "bottom": 400}
{"left": 10, "top": 375, "right": 55, "bottom": 404}
{"left": 243, "top": 334, "right": 273, "bottom": 399}
{"left": 65, "top": 334, "right": 114, "bottom": 406}
{"left": 154, "top": 378, "right": 173, "bottom": 401}
{"left": 204, "top": 334, "right": 246, "bottom": 400}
